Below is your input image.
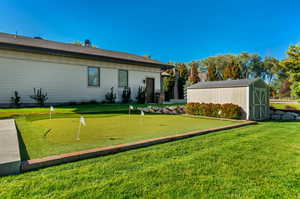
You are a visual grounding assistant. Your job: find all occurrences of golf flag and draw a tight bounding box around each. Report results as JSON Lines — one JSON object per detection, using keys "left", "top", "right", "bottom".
{"left": 141, "top": 110, "right": 145, "bottom": 116}
{"left": 129, "top": 105, "right": 134, "bottom": 110}
{"left": 80, "top": 116, "right": 86, "bottom": 126}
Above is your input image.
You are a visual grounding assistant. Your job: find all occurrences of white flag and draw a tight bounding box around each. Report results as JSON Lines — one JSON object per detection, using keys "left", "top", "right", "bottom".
{"left": 50, "top": 106, "right": 54, "bottom": 112}
{"left": 129, "top": 105, "right": 134, "bottom": 110}
{"left": 80, "top": 116, "right": 86, "bottom": 126}
{"left": 141, "top": 110, "right": 144, "bottom": 116}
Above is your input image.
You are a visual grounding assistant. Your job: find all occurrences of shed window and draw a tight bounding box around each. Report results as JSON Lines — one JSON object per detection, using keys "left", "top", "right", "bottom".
{"left": 118, "top": 70, "right": 128, "bottom": 87}
{"left": 88, "top": 67, "right": 100, "bottom": 87}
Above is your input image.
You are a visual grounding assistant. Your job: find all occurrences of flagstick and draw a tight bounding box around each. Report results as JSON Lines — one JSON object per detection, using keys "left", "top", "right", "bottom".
{"left": 129, "top": 106, "right": 131, "bottom": 118}
{"left": 76, "top": 122, "right": 81, "bottom": 141}
{"left": 50, "top": 111, "right": 52, "bottom": 120}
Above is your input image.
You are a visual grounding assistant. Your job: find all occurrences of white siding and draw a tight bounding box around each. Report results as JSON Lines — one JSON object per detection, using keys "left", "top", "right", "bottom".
{"left": 187, "top": 87, "right": 249, "bottom": 119}
{"left": 0, "top": 50, "right": 161, "bottom": 105}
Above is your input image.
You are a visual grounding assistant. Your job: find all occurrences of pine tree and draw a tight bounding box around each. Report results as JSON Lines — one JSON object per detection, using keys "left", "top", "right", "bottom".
{"left": 188, "top": 63, "right": 200, "bottom": 84}
{"left": 207, "top": 65, "right": 218, "bottom": 81}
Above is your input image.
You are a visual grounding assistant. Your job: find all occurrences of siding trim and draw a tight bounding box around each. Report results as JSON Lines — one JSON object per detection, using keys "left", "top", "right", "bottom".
{"left": 0, "top": 49, "right": 161, "bottom": 73}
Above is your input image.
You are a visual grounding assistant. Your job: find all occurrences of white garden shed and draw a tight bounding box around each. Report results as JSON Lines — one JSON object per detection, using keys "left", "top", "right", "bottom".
{"left": 187, "top": 78, "right": 269, "bottom": 121}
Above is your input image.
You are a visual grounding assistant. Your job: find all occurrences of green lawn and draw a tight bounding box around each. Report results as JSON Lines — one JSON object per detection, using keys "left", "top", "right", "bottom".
{"left": 0, "top": 121, "right": 299, "bottom": 198}
{"left": 16, "top": 113, "right": 237, "bottom": 159}
{"left": 271, "top": 103, "right": 300, "bottom": 110}
{"left": 0, "top": 103, "right": 182, "bottom": 119}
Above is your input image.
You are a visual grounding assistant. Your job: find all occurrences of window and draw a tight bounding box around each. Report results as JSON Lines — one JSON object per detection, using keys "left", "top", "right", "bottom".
{"left": 88, "top": 67, "right": 100, "bottom": 87}
{"left": 118, "top": 69, "right": 128, "bottom": 87}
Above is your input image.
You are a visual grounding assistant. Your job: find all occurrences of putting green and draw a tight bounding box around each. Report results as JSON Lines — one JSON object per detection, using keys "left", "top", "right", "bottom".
{"left": 17, "top": 114, "right": 239, "bottom": 159}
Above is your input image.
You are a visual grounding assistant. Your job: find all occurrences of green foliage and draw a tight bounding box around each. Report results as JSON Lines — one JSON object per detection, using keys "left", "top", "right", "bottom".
{"left": 163, "top": 69, "right": 175, "bottom": 92}
{"left": 223, "top": 61, "right": 243, "bottom": 80}
{"left": 280, "top": 44, "right": 300, "bottom": 98}
{"left": 290, "top": 82, "right": 300, "bottom": 98}
{"left": 72, "top": 41, "right": 97, "bottom": 48}
{"left": 188, "top": 63, "right": 200, "bottom": 84}
{"left": 30, "top": 88, "right": 48, "bottom": 106}
{"left": 121, "top": 86, "right": 131, "bottom": 103}
{"left": 10, "top": 91, "right": 21, "bottom": 107}
{"left": 105, "top": 87, "right": 116, "bottom": 103}
{"left": 199, "top": 53, "right": 280, "bottom": 81}
{"left": 185, "top": 102, "right": 242, "bottom": 119}
{"left": 0, "top": 121, "right": 298, "bottom": 198}
{"left": 207, "top": 65, "right": 218, "bottom": 81}
{"left": 176, "top": 63, "right": 188, "bottom": 98}
{"left": 220, "top": 103, "right": 242, "bottom": 119}
{"left": 136, "top": 86, "right": 146, "bottom": 104}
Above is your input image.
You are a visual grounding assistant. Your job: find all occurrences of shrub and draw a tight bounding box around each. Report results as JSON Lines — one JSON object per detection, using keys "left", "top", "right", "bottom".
{"left": 220, "top": 103, "right": 242, "bottom": 119}
{"left": 185, "top": 103, "right": 201, "bottom": 115}
{"left": 122, "top": 86, "right": 131, "bottom": 103}
{"left": 136, "top": 86, "right": 146, "bottom": 104}
{"left": 10, "top": 91, "right": 21, "bottom": 107}
{"left": 89, "top": 100, "right": 98, "bottom": 104}
{"left": 185, "top": 102, "right": 242, "bottom": 119}
{"left": 30, "top": 88, "right": 48, "bottom": 106}
{"left": 105, "top": 87, "right": 116, "bottom": 103}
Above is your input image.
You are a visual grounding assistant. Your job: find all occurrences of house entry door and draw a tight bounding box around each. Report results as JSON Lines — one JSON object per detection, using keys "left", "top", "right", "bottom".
{"left": 146, "top": 78, "right": 155, "bottom": 103}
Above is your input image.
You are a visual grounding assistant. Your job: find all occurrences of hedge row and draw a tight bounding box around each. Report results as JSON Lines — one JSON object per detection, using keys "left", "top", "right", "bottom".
{"left": 185, "top": 102, "right": 242, "bottom": 119}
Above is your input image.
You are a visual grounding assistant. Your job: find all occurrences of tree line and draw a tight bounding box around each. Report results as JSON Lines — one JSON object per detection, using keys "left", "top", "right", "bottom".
{"left": 164, "top": 44, "right": 300, "bottom": 99}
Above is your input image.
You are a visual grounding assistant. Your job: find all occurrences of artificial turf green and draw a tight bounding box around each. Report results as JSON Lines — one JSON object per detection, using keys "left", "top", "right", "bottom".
{"left": 0, "top": 104, "right": 182, "bottom": 119}
{"left": 0, "top": 121, "right": 299, "bottom": 198}
{"left": 16, "top": 113, "right": 237, "bottom": 159}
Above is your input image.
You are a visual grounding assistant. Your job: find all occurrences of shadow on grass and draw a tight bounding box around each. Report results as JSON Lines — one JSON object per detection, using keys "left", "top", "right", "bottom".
{"left": 16, "top": 125, "right": 30, "bottom": 161}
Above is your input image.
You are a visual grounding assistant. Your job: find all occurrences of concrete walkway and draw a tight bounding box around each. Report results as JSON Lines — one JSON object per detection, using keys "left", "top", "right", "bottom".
{"left": 0, "top": 119, "right": 21, "bottom": 176}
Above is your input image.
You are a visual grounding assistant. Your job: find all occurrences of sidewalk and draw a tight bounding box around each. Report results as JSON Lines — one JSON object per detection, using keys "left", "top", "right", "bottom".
{"left": 0, "top": 119, "right": 21, "bottom": 176}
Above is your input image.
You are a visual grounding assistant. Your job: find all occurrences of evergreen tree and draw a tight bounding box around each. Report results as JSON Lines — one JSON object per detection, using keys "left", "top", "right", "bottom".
{"left": 207, "top": 65, "right": 218, "bottom": 81}
{"left": 280, "top": 44, "right": 300, "bottom": 98}
{"left": 176, "top": 63, "right": 188, "bottom": 99}
{"left": 188, "top": 63, "right": 200, "bottom": 84}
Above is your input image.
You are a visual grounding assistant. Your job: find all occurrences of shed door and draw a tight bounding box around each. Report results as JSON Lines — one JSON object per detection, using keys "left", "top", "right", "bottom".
{"left": 253, "top": 88, "right": 268, "bottom": 120}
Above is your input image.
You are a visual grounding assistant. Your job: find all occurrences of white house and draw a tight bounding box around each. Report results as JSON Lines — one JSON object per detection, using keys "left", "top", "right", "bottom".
{"left": 0, "top": 32, "right": 171, "bottom": 106}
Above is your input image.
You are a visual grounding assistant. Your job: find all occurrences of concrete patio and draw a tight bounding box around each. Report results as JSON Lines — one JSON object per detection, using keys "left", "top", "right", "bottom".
{"left": 0, "top": 119, "right": 21, "bottom": 176}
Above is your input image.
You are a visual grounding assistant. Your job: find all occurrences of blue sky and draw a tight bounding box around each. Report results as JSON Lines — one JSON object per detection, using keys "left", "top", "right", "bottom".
{"left": 1, "top": 0, "right": 300, "bottom": 63}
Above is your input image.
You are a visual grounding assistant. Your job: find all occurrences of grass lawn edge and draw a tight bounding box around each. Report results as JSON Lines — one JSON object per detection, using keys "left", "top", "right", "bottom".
{"left": 21, "top": 120, "right": 257, "bottom": 173}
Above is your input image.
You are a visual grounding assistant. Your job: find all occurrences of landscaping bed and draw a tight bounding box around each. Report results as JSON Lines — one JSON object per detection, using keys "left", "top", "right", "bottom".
{"left": 16, "top": 113, "right": 239, "bottom": 160}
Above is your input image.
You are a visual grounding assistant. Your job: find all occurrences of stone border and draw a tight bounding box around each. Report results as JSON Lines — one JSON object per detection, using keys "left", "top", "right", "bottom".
{"left": 21, "top": 120, "right": 256, "bottom": 172}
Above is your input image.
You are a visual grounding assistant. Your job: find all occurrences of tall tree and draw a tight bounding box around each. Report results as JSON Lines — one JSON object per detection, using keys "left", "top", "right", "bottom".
{"left": 263, "top": 56, "right": 281, "bottom": 83}
{"left": 223, "top": 61, "right": 243, "bottom": 80}
{"left": 176, "top": 63, "right": 188, "bottom": 99}
{"left": 188, "top": 63, "right": 200, "bottom": 84}
{"left": 207, "top": 65, "right": 218, "bottom": 81}
{"left": 280, "top": 44, "right": 300, "bottom": 98}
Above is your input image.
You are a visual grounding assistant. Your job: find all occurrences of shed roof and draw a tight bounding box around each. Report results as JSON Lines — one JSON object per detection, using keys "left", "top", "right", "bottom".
{"left": 188, "top": 78, "right": 260, "bottom": 89}
{"left": 0, "top": 32, "right": 172, "bottom": 69}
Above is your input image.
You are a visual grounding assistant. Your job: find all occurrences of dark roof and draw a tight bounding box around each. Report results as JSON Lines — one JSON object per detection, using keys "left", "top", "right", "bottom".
{"left": 188, "top": 78, "right": 260, "bottom": 89}
{"left": 0, "top": 32, "right": 172, "bottom": 69}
